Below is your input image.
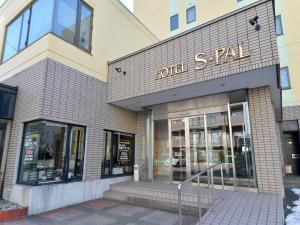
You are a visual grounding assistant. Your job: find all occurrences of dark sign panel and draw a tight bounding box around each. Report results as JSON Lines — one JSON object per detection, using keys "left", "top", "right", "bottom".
{"left": 119, "top": 139, "right": 131, "bottom": 161}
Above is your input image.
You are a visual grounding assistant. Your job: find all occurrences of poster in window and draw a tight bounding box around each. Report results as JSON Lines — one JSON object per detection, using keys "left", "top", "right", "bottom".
{"left": 28, "top": 172, "right": 38, "bottom": 182}
{"left": 23, "top": 131, "right": 39, "bottom": 162}
{"left": 119, "top": 139, "right": 131, "bottom": 161}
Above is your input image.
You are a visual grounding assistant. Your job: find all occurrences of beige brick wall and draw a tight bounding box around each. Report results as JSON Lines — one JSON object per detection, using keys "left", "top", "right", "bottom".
{"left": 248, "top": 87, "right": 283, "bottom": 195}
{"left": 135, "top": 112, "right": 146, "bottom": 180}
{"left": 282, "top": 106, "right": 300, "bottom": 131}
{"left": 2, "top": 59, "right": 138, "bottom": 187}
{"left": 108, "top": 1, "right": 279, "bottom": 103}
{"left": 3, "top": 61, "right": 47, "bottom": 187}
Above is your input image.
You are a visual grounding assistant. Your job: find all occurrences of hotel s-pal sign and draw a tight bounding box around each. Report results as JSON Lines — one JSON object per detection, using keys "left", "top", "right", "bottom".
{"left": 155, "top": 42, "right": 250, "bottom": 80}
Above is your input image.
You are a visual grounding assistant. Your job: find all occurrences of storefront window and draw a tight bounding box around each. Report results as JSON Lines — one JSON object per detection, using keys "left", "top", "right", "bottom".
{"left": 102, "top": 130, "right": 135, "bottom": 178}
{"left": 18, "top": 120, "right": 86, "bottom": 185}
{"left": 68, "top": 127, "right": 85, "bottom": 180}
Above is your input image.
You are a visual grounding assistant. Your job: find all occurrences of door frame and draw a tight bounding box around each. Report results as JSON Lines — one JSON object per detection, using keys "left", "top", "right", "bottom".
{"left": 168, "top": 111, "right": 237, "bottom": 184}
{"left": 0, "top": 121, "right": 12, "bottom": 195}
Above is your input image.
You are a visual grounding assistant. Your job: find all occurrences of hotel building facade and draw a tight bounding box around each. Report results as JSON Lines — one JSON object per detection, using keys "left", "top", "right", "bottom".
{"left": 0, "top": 0, "right": 293, "bottom": 217}
{"left": 134, "top": 0, "right": 300, "bottom": 177}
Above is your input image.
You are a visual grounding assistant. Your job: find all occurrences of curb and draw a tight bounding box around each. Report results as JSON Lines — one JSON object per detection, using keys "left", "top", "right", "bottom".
{"left": 0, "top": 207, "right": 28, "bottom": 221}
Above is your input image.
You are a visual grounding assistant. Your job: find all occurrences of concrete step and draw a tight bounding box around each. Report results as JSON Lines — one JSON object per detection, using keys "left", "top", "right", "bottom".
{"left": 103, "top": 181, "right": 220, "bottom": 216}
{"left": 108, "top": 181, "right": 216, "bottom": 205}
{"left": 103, "top": 190, "right": 208, "bottom": 216}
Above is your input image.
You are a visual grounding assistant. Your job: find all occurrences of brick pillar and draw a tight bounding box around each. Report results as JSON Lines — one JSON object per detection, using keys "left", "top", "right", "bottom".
{"left": 135, "top": 112, "right": 146, "bottom": 180}
{"left": 248, "top": 87, "right": 283, "bottom": 195}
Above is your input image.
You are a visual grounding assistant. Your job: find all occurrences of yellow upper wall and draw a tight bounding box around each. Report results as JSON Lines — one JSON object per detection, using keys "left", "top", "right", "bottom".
{"left": 134, "top": 0, "right": 170, "bottom": 40}
{"left": 134, "top": 0, "right": 259, "bottom": 39}
{"left": 279, "top": 0, "right": 300, "bottom": 106}
{"left": 0, "top": 0, "right": 158, "bottom": 82}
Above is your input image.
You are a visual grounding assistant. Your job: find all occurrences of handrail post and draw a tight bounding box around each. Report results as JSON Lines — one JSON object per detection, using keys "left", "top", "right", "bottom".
{"left": 178, "top": 185, "right": 182, "bottom": 225}
{"left": 221, "top": 163, "right": 224, "bottom": 199}
{"left": 197, "top": 175, "right": 202, "bottom": 225}
{"left": 211, "top": 168, "right": 215, "bottom": 212}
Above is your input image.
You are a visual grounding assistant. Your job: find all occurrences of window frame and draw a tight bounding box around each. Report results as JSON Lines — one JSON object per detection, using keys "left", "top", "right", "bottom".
{"left": 280, "top": 66, "right": 291, "bottom": 90}
{"left": 66, "top": 126, "right": 86, "bottom": 182}
{"left": 1, "top": 4, "right": 32, "bottom": 63}
{"left": 17, "top": 119, "right": 86, "bottom": 186}
{"left": 1, "top": 0, "right": 93, "bottom": 63}
{"left": 76, "top": 1, "right": 93, "bottom": 52}
{"left": 275, "top": 15, "right": 283, "bottom": 36}
{"left": 101, "top": 129, "right": 135, "bottom": 179}
{"left": 186, "top": 6, "right": 196, "bottom": 24}
{"left": 170, "top": 14, "right": 179, "bottom": 31}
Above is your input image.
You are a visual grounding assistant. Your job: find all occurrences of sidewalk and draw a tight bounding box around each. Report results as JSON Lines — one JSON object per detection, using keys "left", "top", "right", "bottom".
{"left": 0, "top": 199, "right": 197, "bottom": 225}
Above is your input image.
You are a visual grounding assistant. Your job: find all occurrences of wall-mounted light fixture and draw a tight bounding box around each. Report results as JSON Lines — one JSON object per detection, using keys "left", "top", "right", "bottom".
{"left": 249, "top": 15, "right": 260, "bottom": 31}
{"left": 115, "top": 67, "right": 126, "bottom": 75}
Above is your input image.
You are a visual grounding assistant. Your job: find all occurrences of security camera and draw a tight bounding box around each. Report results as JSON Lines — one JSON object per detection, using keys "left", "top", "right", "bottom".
{"left": 115, "top": 67, "right": 126, "bottom": 75}
{"left": 249, "top": 15, "right": 260, "bottom": 31}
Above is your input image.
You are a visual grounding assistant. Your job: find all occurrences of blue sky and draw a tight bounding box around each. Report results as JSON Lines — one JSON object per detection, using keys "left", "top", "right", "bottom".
{"left": 120, "top": 0, "right": 133, "bottom": 12}
{"left": 0, "top": 0, "right": 4, "bottom": 6}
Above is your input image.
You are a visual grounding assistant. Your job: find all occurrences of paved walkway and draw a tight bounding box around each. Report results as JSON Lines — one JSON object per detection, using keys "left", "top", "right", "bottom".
{"left": 106, "top": 181, "right": 284, "bottom": 225}
{"left": 0, "top": 199, "right": 197, "bottom": 225}
{"left": 201, "top": 191, "right": 283, "bottom": 225}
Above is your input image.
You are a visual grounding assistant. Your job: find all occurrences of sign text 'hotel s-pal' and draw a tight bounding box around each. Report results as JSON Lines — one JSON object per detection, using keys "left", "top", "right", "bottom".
{"left": 155, "top": 42, "right": 250, "bottom": 80}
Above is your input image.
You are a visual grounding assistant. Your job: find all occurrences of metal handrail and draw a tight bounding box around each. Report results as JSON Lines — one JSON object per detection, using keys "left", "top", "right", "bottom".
{"left": 177, "top": 163, "right": 226, "bottom": 225}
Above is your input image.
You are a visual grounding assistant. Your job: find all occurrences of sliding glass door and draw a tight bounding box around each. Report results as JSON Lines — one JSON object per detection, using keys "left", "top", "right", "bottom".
{"left": 188, "top": 116, "right": 207, "bottom": 176}
{"left": 170, "top": 118, "right": 188, "bottom": 181}
{"left": 165, "top": 105, "right": 255, "bottom": 189}
{"left": 206, "top": 112, "right": 234, "bottom": 186}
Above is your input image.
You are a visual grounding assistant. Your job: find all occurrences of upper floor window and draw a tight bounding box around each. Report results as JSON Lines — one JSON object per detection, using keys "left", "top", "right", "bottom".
{"left": 186, "top": 6, "right": 196, "bottom": 24}
{"left": 1, "top": 0, "right": 93, "bottom": 63}
{"left": 280, "top": 67, "right": 291, "bottom": 90}
{"left": 275, "top": 15, "right": 283, "bottom": 36}
{"left": 170, "top": 14, "right": 179, "bottom": 31}
{"left": 2, "top": 8, "right": 30, "bottom": 62}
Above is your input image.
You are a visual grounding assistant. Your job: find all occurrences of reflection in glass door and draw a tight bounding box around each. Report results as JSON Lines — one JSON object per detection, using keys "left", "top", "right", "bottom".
{"left": 153, "top": 120, "right": 170, "bottom": 181}
{"left": 231, "top": 103, "right": 255, "bottom": 188}
{"left": 206, "top": 112, "right": 234, "bottom": 186}
{"left": 188, "top": 116, "right": 207, "bottom": 176}
{"left": 156, "top": 102, "right": 255, "bottom": 189}
{"left": 170, "top": 118, "right": 188, "bottom": 181}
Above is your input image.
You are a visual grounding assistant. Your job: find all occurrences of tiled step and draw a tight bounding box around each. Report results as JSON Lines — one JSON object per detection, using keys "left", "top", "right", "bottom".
{"left": 103, "top": 181, "right": 219, "bottom": 215}
{"left": 104, "top": 190, "right": 208, "bottom": 216}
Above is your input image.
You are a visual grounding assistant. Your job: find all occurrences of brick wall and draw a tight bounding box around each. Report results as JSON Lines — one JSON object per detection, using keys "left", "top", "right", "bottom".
{"left": 2, "top": 60, "right": 47, "bottom": 187}
{"left": 282, "top": 106, "right": 300, "bottom": 121}
{"left": 108, "top": 1, "right": 279, "bottom": 103}
{"left": 248, "top": 87, "right": 283, "bottom": 195}
{"left": 282, "top": 106, "right": 300, "bottom": 131}
{"left": 2, "top": 59, "right": 137, "bottom": 187}
{"left": 135, "top": 112, "right": 146, "bottom": 179}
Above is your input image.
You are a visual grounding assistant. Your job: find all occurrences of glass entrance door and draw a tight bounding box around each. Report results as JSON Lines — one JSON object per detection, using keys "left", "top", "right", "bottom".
{"left": 206, "top": 112, "right": 234, "bottom": 185}
{"left": 170, "top": 118, "right": 188, "bottom": 181}
{"left": 188, "top": 116, "right": 207, "bottom": 176}
{"left": 159, "top": 103, "right": 255, "bottom": 189}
